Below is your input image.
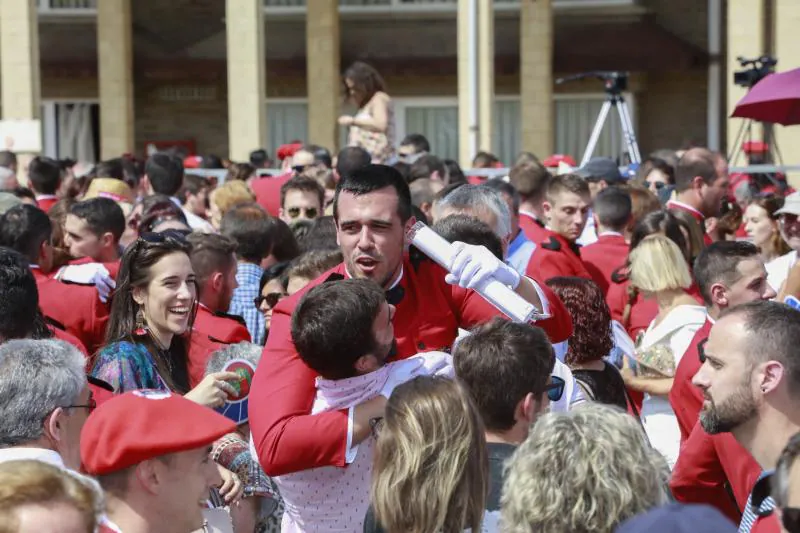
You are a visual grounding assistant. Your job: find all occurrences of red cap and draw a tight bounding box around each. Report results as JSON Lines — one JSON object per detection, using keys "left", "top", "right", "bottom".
{"left": 277, "top": 142, "right": 303, "bottom": 161}
{"left": 742, "top": 141, "right": 768, "bottom": 154}
{"left": 80, "top": 390, "right": 236, "bottom": 475}
{"left": 183, "top": 156, "right": 202, "bottom": 169}
{"left": 542, "top": 154, "right": 577, "bottom": 168}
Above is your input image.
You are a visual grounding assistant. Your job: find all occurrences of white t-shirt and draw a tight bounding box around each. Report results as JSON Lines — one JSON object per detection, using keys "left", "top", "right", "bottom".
{"left": 766, "top": 250, "right": 798, "bottom": 294}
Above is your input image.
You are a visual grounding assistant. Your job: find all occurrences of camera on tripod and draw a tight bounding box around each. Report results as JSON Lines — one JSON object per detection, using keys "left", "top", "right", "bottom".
{"left": 556, "top": 71, "right": 628, "bottom": 94}
{"left": 734, "top": 56, "right": 777, "bottom": 88}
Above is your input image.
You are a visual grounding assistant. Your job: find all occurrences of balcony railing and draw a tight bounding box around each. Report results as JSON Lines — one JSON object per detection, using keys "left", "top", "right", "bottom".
{"left": 38, "top": 0, "right": 97, "bottom": 13}
{"left": 265, "top": 0, "right": 522, "bottom": 12}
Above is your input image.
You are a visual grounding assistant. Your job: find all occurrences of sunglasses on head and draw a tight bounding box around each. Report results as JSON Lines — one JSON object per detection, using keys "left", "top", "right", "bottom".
{"left": 546, "top": 375, "right": 566, "bottom": 402}
{"left": 254, "top": 292, "right": 286, "bottom": 309}
{"left": 138, "top": 229, "right": 191, "bottom": 244}
{"left": 287, "top": 207, "right": 319, "bottom": 219}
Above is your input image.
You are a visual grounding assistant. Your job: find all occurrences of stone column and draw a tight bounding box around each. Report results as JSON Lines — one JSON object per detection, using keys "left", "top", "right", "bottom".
{"left": 97, "top": 0, "right": 135, "bottom": 159}
{"left": 520, "top": 0, "right": 553, "bottom": 159}
{"left": 772, "top": 0, "right": 800, "bottom": 185}
{"left": 306, "top": 0, "right": 340, "bottom": 152}
{"left": 478, "top": 0, "right": 494, "bottom": 155}
{"left": 226, "top": 0, "right": 267, "bottom": 162}
{"left": 0, "top": 0, "right": 41, "bottom": 121}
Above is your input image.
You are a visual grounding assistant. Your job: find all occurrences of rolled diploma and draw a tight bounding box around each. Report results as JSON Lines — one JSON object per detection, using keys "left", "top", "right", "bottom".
{"left": 407, "top": 221, "right": 545, "bottom": 323}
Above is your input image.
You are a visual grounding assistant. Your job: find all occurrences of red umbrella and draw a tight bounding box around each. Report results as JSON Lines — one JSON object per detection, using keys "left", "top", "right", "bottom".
{"left": 732, "top": 67, "right": 800, "bottom": 125}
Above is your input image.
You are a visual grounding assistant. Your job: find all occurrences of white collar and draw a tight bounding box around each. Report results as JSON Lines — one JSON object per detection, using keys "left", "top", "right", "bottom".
{"left": 598, "top": 231, "right": 624, "bottom": 237}
{"left": 519, "top": 210, "right": 542, "bottom": 221}
{"left": 667, "top": 199, "right": 704, "bottom": 218}
{"left": 35, "top": 194, "right": 58, "bottom": 201}
{"left": 344, "top": 265, "right": 404, "bottom": 290}
{"left": 0, "top": 447, "right": 65, "bottom": 468}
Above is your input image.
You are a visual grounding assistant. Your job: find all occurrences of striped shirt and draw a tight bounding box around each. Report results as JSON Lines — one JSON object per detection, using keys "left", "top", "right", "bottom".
{"left": 739, "top": 471, "right": 775, "bottom": 533}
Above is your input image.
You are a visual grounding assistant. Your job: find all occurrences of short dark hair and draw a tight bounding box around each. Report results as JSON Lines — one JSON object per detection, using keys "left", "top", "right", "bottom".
{"left": 333, "top": 164, "right": 412, "bottom": 223}
{"left": 630, "top": 210, "right": 687, "bottom": 257}
{"left": 392, "top": 162, "right": 412, "bottom": 183}
{"left": 186, "top": 233, "right": 237, "bottom": 291}
{"left": 509, "top": 162, "right": 550, "bottom": 202}
{"left": 443, "top": 159, "right": 467, "bottom": 185}
{"left": 546, "top": 173, "right": 589, "bottom": 201}
{"left": 545, "top": 277, "right": 613, "bottom": 365}
{"left": 433, "top": 214, "right": 503, "bottom": 261}
{"left": 280, "top": 176, "right": 325, "bottom": 209}
{"left": 0, "top": 151, "right": 17, "bottom": 169}
{"left": 271, "top": 218, "right": 302, "bottom": 262}
{"left": 472, "top": 151, "right": 499, "bottom": 168}
{"left": 335, "top": 147, "right": 371, "bottom": 179}
{"left": 484, "top": 179, "right": 521, "bottom": 215}
{"left": 0, "top": 247, "right": 41, "bottom": 340}
{"left": 0, "top": 205, "right": 52, "bottom": 263}
{"left": 69, "top": 198, "right": 126, "bottom": 243}
{"left": 11, "top": 187, "right": 35, "bottom": 203}
{"left": 287, "top": 249, "right": 343, "bottom": 283}
{"left": 220, "top": 203, "right": 276, "bottom": 263}
{"left": 675, "top": 148, "right": 718, "bottom": 192}
{"left": 181, "top": 174, "right": 211, "bottom": 197}
{"left": 202, "top": 154, "right": 224, "bottom": 170}
{"left": 250, "top": 149, "right": 269, "bottom": 168}
{"left": 292, "top": 278, "right": 385, "bottom": 380}
{"left": 28, "top": 157, "right": 61, "bottom": 195}
{"left": 453, "top": 318, "right": 554, "bottom": 431}
{"left": 593, "top": 187, "right": 632, "bottom": 232}
{"left": 145, "top": 153, "right": 184, "bottom": 196}
{"left": 94, "top": 158, "right": 125, "bottom": 180}
{"left": 301, "top": 215, "right": 338, "bottom": 252}
{"left": 722, "top": 301, "right": 800, "bottom": 392}
{"left": 409, "top": 155, "right": 445, "bottom": 184}
{"left": 693, "top": 241, "right": 760, "bottom": 306}
{"left": 300, "top": 144, "right": 332, "bottom": 169}
{"left": 400, "top": 133, "right": 430, "bottom": 153}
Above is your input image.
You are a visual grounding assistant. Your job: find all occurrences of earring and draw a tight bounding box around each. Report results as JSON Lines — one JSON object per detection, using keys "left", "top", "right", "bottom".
{"left": 134, "top": 306, "right": 148, "bottom": 336}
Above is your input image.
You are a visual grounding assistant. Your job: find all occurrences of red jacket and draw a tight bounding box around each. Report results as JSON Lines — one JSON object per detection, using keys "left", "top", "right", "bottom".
{"left": 32, "top": 268, "right": 110, "bottom": 354}
{"left": 36, "top": 196, "right": 59, "bottom": 213}
{"left": 250, "top": 173, "right": 292, "bottom": 217}
{"left": 525, "top": 230, "right": 592, "bottom": 282}
{"left": 249, "top": 259, "right": 573, "bottom": 475}
{"left": 667, "top": 200, "right": 713, "bottom": 246}
{"left": 580, "top": 233, "right": 629, "bottom": 295}
{"left": 188, "top": 305, "right": 251, "bottom": 387}
{"left": 518, "top": 213, "right": 549, "bottom": 247}
{"left": 670, "top": 318, "right": 713, "bottom": 441}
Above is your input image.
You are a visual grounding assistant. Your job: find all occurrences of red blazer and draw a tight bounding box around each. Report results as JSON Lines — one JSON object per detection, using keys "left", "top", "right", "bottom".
{"left": 671, "top": 423, "right": 761, "bottom": 522}
{"left": 525, "top": 230, "right": 592, "bottom": 282}
{"left": 248, "top": 259, "right": 572, "bottom": 476}
{"left": 36, "top": 196, "right": 59, "bottom": 214}
{"left": 580, "top": 233, "right": 629, "bottom": 294}
{"left": 32, "top": 268, "right": 110, "bottom": 354}
{"left": 518, "top": 213, "right": 549, "bottom": 246}
{"left": 250, "top": 173, "right": 292, "bottom": 217}
{"left": 670, "top": 318, "right": 713, "bottom": 441}
{"left": 188, "top": 305, "right": 252, "bottom": 387}
{"left": 667, "top": 200, "right": 713, "bottom": 246}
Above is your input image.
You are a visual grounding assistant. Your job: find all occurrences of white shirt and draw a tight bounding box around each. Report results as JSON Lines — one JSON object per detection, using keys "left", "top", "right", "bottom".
{"left": 577, "top": 210, "right": 597, "bottom": 246}
{"left": 766, "top": 250, "right": 798, "bottom": 294}
{"left": 169, "top": 197, "right": 215, "bottom": 233}
{"left": 0, "top": 447, "right": 66, "bottom": 468}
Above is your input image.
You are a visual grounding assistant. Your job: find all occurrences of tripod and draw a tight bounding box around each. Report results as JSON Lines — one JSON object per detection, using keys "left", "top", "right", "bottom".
{"left": 728, "top": 118, "right": 783, "bottom": 166}
{"left": 556, "top": 72, "right": 642, "bottom": 167}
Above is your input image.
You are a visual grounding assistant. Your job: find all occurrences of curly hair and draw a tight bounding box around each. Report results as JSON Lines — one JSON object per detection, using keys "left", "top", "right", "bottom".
{"left": 501, "top": 403, "right": 669, "bottom": 533}
{"left": 372, "top": 376, "right": 488, "bottom": 533}
{"left": 545, "top": 277, "right": 613, "bottom": 365}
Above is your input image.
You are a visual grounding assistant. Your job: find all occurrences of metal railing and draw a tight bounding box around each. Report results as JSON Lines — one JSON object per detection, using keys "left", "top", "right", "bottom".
{"left": 38, "top": 0, "right": 97, "bottom": 12}
{"left": 265, "top": 0, "right": 521, "bottom": 12}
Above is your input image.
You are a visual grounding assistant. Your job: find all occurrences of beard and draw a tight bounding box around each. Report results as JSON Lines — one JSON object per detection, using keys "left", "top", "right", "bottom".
{"left": 699, "top": 382, "right": 758, "bottom": 434}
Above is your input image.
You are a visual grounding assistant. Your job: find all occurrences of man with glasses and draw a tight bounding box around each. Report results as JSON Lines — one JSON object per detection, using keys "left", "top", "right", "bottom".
{"left": 766, "top": 192, "right": 800, "bottom": 298}
{"left": 279, "top": 175, "right": 325, "bottom": 226}
{"left": 453, "top": 317, "right": 561, "bottom": 517}
{"left": 186, "top": 233, "right": 251, "bottom": 386}
{"left": 0, "top": 339, "right": 94, "bottom": 472}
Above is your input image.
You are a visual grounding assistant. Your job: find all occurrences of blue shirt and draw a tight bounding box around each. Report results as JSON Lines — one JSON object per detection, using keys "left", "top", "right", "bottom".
{"left": 507, "top": 230, "right": 536, "bottom": 275}
{"left": 229, "top": 262, "right": 265, "bottom": 345}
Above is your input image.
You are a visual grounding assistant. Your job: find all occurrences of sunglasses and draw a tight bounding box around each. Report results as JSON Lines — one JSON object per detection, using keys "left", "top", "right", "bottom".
{"left": 139, "top": 229, "right": 190, "bottom": 243}
{"left": 645, "top": 180, "right": 666, "bottom": 190}
{"left": 783, "top": 507, "right": 800, "bottom": 533}
{"left": 546, "top": 375, "right": 566, "bottom": 402}
{"left": 287, "top": 207, "right": 319, "bottom": 219}
{"left": 254, "top": 292, "right": 287, "bottom": 309}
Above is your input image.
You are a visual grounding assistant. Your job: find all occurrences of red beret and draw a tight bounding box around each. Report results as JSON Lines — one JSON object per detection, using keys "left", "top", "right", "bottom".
{"left": 80, "top": 390, "right": 236, "bottom": 475}
{"left": 542, "top": 154, "right": 577, "bottom": 168}
{"left": 277, "top": 142, "right": 303, "bottom": 161}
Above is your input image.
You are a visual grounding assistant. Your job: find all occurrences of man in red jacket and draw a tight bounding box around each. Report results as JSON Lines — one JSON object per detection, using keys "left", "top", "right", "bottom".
{"left": 0, "top": 205, "right": 109, "bottom": 353}
{"left": 186, "top": 232, "right": 251, "bottom": 386}
{"left": 28, "top": 156, "right": 61, "bottom": 213}
{"left": 64, "top": 197, "right": 124, "bottom": 265}
{"left": 667, "top": 148, "right": 729, "bottom": 246}
{"left": 249, "top": 164, "right": 572, "bottom": 476}
{"left": 525, "top": 173, "right": 592, "bottom": 282}
{"left": 670, "top": 241, "right": 774, "bottom": 520}
{"left": 508, "top": 161, "right": 550, "bottom": 245}
{"left": 581, "top": 187, "right": 631, "bottom": 294}
{"left": 693, "top": 300, "right": 800, "bottom": 533}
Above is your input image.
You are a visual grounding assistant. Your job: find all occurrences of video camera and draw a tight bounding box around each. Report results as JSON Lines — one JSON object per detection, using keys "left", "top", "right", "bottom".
{"left": 734, "top": 56, "right": 777, "bottom": 88}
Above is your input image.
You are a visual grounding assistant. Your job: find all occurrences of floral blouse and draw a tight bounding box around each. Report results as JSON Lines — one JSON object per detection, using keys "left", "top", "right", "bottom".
{"left": 91, "top": 340, "right": 169, "bottom": 393}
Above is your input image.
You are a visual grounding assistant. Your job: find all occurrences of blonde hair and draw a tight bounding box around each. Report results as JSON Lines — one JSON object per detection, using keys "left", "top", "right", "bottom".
{"left": 371, "top": 376, "right": 488, "bottom": 533}
{"left": 501, "top": 404, "right": 669, "bottom": 533}
{"left": 0, "top": 460, "right": 102, "bottom": 533}
{"left": 628, "top": 234, "right": 692, "bottom": 293}
{"left": 211, "top": 180, "right": 256, "bottom": 216}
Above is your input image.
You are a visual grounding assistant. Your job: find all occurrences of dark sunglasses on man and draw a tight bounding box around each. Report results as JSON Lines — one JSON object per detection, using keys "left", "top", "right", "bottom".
{"left": 287, "top": 206, "right": 319, "bottom": 219}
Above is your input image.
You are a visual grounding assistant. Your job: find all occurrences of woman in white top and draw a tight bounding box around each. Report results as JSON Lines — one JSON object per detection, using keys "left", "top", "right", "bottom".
{"left": 624, "top": 234, "right": 706, "bottom": 468}
{"left": 338, "top": 61, "right": 396, "bottom": 164}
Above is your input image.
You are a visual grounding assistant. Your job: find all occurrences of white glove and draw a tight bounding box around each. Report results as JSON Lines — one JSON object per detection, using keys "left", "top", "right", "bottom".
{"left": 444, "top": 241, "right": 521, "bottom": 290}
{"left": 56, "top": 263, "right": 116, "bottom": 303}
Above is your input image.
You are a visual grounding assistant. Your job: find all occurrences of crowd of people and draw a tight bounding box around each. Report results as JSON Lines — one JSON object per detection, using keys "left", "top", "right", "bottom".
{"left": 2, "top": 61, "right": 800, "bottom": 533}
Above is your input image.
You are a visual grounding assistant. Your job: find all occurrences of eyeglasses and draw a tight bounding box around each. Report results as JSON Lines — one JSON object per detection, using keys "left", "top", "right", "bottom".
{"left": 286, "top": 207, "right": 319, "bottom": 219}
{"left": 63, "top": 396, "right": 97, "bottom": 412}
{"left": 292, "top": 165, "right": 309, "bottom": 174}
{"left": 369, "top": 416, "right": 384, "bottom": 439}
{"left": 782, "top": 507, "right": 800, "bottom": 533}
{"left": 546, "top": 375, "right": 566, "bottom": 402}
{"left": 254, "top": 292, "right": 287, "bottom": 309}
